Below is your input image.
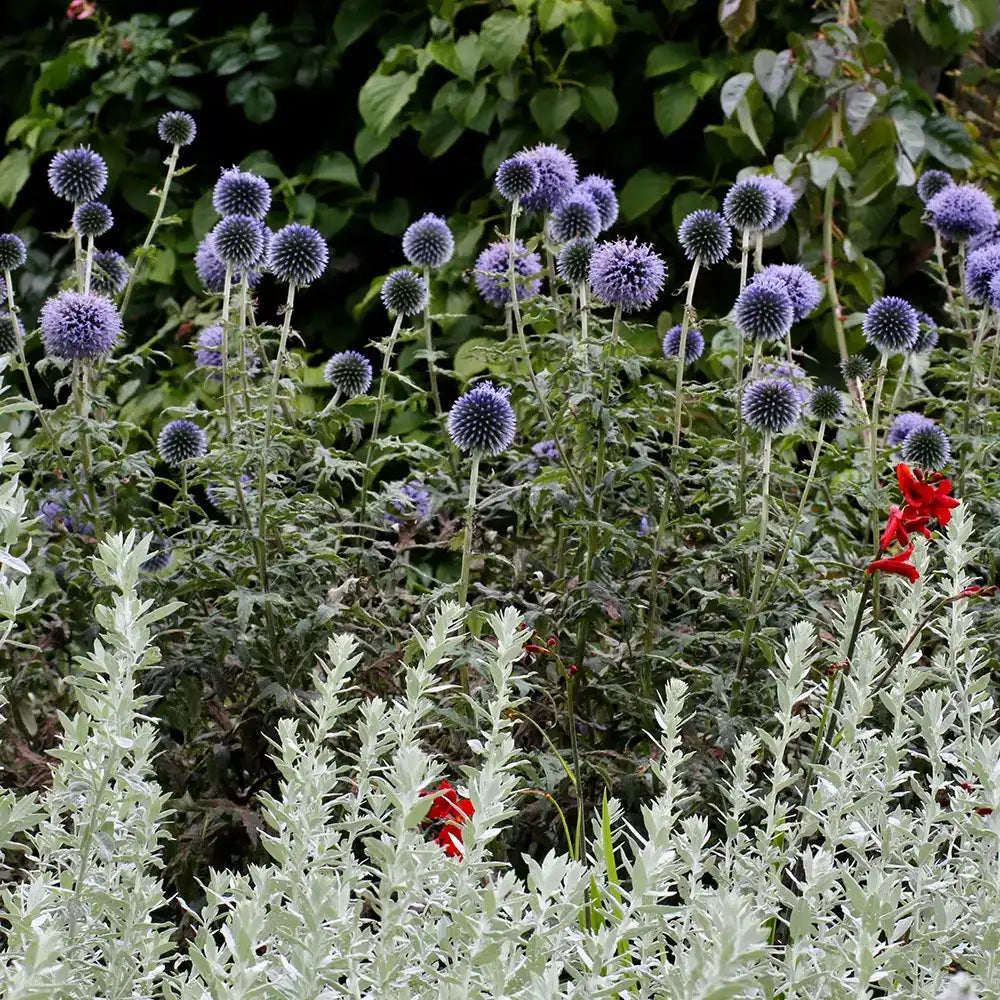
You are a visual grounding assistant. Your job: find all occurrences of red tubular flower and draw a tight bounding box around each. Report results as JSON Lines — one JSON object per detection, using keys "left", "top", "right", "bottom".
{"left": 879, "top": 504, "right": 909, "bottom": 551}
{"left": 896, "top": 463, "right": 960, "bottom": 528}
{"left": 866, "top": 545, "right": 920, "bottom": 582}
{"left": 422, "top": 780, "right": 474, "bottom": 857}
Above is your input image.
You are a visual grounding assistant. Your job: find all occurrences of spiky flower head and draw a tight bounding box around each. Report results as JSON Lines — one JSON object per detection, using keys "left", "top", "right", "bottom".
{"left": 447, "top": 381, "right": 516, "bottom": 456}
{"left": 862, "top": 295, "right": 919, "bottom": 354}
{"left": 970, "top": 225, "right": 1000, "bottom": 252}
{"left": 205, "top": 474, "right": 253, "bottom": 513}
{"left": 90, "top": 251, "right": 129, "bottom": 296}
{"left": 212, "top": 167, "right": 272, "bottom": 219}
{"left": 0, "top": 234, "right": 27, "bottom": 271}
{"left": 808, "top": 385, "right": 844, "bottom": 422}
{"left": 158, "top": 110, "right": 196, "bottom": 146}
{"left": 381, "top": 268, "right": 428, "bottom": 316}
{"left": 677, "top": 209, "right": 732, "bottom": 265}
{"left": 72, "top": 201, "right": 113, "bottom": 238}
{"left": 965, "top": 241, "right": 1000, "bottom": 303}
{"left": 192, "top": 325, "right": 257, "bottom": 379}
{"left": 549, "top": 194, "right": 601, "bottom": 243}
{"left": 887, "top": 411, "right": 934, "bottom": 447}
{"left": 158, "top": 419, "right": 207, "bottom": 465}
{"left": 755, "top": 263, "right": 821, "bottom": 321}
{"left": 841, "top": 354, "right": 871, "bottom": 383}
{"left": 475, "top": 240, "right": 543, "bottom": 306}
{"left": 520, "top": 143, "right": 578, "bottom": 213}
{"left": 901, "top": 423, "right": 951, "bottom": 469}
{"left": 39, "top": 489, "right": 93, "bottom": 536}
{"left": 0, "top": 312, "right": 22, "bottom": 353}
{"left": 556, "top": 238, "right": 593, "bottom": 286}
{"left": 495, "top": 155, "right": 539, "bottom": 203}
{"left": 268, "top": 223, "right": 328, "bottom": 285}
{"left": 324, "top": 350, "right": 373, "bottom": 398}
{"left": 734, "top": 276, "right": 793, "bottom": 342}
{"left": 531, "top": 439, "right": 560, "bottom": 460}
{"left": 141, "top": 538, "right": 173, "bottom": 573}
{"left": 402, "top": 213, "right": 454, "bottom": 269}
{"left": 48, "top": 147, "right": 107, "bottom": 203}
{"left": 742, "top": 377, "right": 801, "bottom": 434}
{"left": 913, "top": 312, "right": 939, "bottom": 353}
{"left": 917, "top": 169, "right": 953, "bottom": 205}
{"left": 209, "top": 214, "right": 265, "bottom": 270}
{"left": 759, "top": 175, "right": 797, "bottom": 233}
{"left": 40, "top": 290, "right": 121, "bottom": 360}
{"left": 194, "top": 237, "right": 258, "bottom": 292}
{"left": 386, "top": 481, "right": 433, "bottom": 525}
{"left": 589, "top": 238, "right": 666, "bottom": 312}
{"left": 662, "top": 324, "right": 704, "bottom": 365}
{"left": 723, "top": 177, "right": 776, "bottom": 233}
{"left": 926, "top": 183, "right": 998, "bottom": 243}
{"left": 575, "top": 175, "right": 618, "bottom": 231}
{"left": 759, "top": 360, "right": 810, "bottom": 404}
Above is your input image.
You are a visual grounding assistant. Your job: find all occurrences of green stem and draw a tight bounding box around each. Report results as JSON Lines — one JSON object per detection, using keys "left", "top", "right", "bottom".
{"left": 4, "top": 271, "right": 50, "bottom": 439}
{"left": 73, "top": 361, "right": 102, "bottom": 540}
{"left": 889, "top": 357, "right": 908, "bottom": 411}
{"left": 958, "top": 242, "right": 971, "bottom": 343}
{"left": 73, "top": 228, "right": 85, "bottom": 293}
{"left": 961, "top": 306, "right": 990, "bottom": 444}
{"left": 735, "top": 230, "right": 751, "bottom": 596}
{"left": 83, "top": 236, "right": 94, "bottom": 295}
{"left": 422, "top": 265, "right": 442, "bottom": 418}
{"left": 934, "top": 230, "right": 955, "bottom": 310}
{"left": 457, "top": 454, "right": 481, "bottom": 608}
{"left": 566, "top": 671, "right": 585, "bottom": 860}
{"left": 753, "top": 232, "right": 764, "bottom": 273}
{"left": 237, "top": 273, "right": 252, "bottom": 417}
{"left": 669, "top": 256, "right": 701, "bottom": 457}
{"left": 869, "top": 353, "right": 888, "bottom": 557}
{"left": 219, "top": 264, "right": 235, "bottom": 435}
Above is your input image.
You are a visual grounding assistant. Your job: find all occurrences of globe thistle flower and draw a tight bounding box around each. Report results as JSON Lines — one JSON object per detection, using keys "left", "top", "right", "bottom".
{"left": 158, "top": 419, "right": 207, "bottom": 465}
{"left": 72, "top": 201, "right": 113, "bottom": 238}
{"left": 520, "top": 143, "right": 578, "bottom": 213}
{"left": 495, "top": 155, "right": 539, "bottom": 203}
{"left": 40, "top": 290, "right": 121, "bottom": 360}
{"left": 662, "top": 324, "right": 705, "bottom": 364}
{"left": 723, "top": 177, "right": 776, "bottom": 233}
{"left": 192, "top": 326, "right": 258, "bottom": 379}
{"left": 965, "top": 241, "right": 1000, "bottom": 303}
{"left": 0, "top": 312, "right": 21, "bottom": 354}
{"left": 990, "top": 270, "right": 1000, "bottom": 311}
{"left": 194, "top": 237, "right": 258, "bottom": 292}
{"left": 475, "top": 240, "right": 543, "bottom": 306}
{"left": 531, "top": 439, "right": 560, "bottom": 460}
{"left": 917, "top": 169, "right": 953, "bottom": 205}
{"left": 808, "top": 385, "right": 844, "bottom": 422}
{"left": 212, "top": 167, "right": 272, "bottom": 219}
{"left": 402, "top": 213, "right": 454, "bottom": 269}
{"left": 324, "top": 350, "right": 373, "bottom": 398}
{"left": 742, "top": 377, "right": 801, "bottom": 434}
{"left": 862, "top": 295, "right": 919, "bottom": 353}
{"left": 754, "top": 263, "right": 822, "bottom": 321}
{"left": 969, "top": 225, "right": 1000, "bottom": 252}
{"left": 759, "top": 175, "right": 797, "bottom": 233}
{"left": 447, "top": 381, "right": 516, "bottom": 455}
{"left": 39, "top": 489, "right": 93, "bottom": 536}
{"left": 209, "top": 215, "right": 265, "bottom": 270}
{"left": 381, "top": 268, "right": 428, "bottom": 316}
{"left": 141, "top": 538, "right": 173, "bottom": 573}
{"left": 556, "top": 238, "right": 593, "bottom": 286}
{"left": 549, "top": 194, "right": 601, "bottom": 243}
{"left": 901, "top": 423, "right": 951, "bottom": 469}
{"left": 759, "top": 360, "right": 810, "bottom": 405}
{"left": 677, "top": 209, "right": 732, "bottom": 265}
{"left": 841, "top": 354, "right": 872, "bottom": 384}
{"left": 887, "top": 411, "right": 934, "bottom": 447}
{"left": 638, "top": 515, "right": 652, "bottom": 536}
{"left": 734, "top": 276, "right": 793, "bottom": 342}
{"left": 926, "top": 183, "right": 998, "bottom": 243}
{"left": 48, "top": 147, "right": 107, "bottom": 203}
{"left": 90, "top": 251, "right": 129, "bottom": 296}
{"left": 0, "top": 234, "right": 27, "bottom": 272}
{"left": 386, "top": 481, "right": 433, "bottom": 525}
{"left": 157, "top": 110, "right": 196, "bottom": 146}
{"left": 913, "top": 312, "right": 939, "bottom": 353}
{"left": 205, "top": 474, "right": 253, "bottom": 512}
{"left": 268, "top": 223, "right": 328, "bottom": 285}
{"left": 589, "top": 238, "right": 666, "bottom": 312}
{"left": 575, "top": 175, "right": 618, "bottom": 231}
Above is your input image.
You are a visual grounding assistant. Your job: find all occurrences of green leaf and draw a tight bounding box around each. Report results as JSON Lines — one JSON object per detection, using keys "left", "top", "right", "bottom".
{"left": 167, "top": 8, "right": 197, "bottom": 26}
{"left": 670, "top": 189, "right": 717, "bottom": 231}
{"left": 807, "top": 151, "right": 840, "bottom": 189}
{"left": 530, "top": 88, "right": 581, "bottom": 135}
{"left": 359, "top": 71, "right": 421, "bottom": 135}
{"left": 619, "top": 168, "right": 674, "bottom": 221}
{"left": 736, "top": 100, "right": 765, "bottom": 155}
{"left": 418, "top": 109, "right": 465, "bottom": 158}
{"left": 852, "top": 147, "right": 896, "bottom": 206}
{"left": 644, "top": 42, "right": 698, "bottom": 78}
{"left": 720, "top": 72, "right": 754, "bottom": 118}
{"left": 890, "top": 107, "right": 926, "bottom": 161}
{"left": 454, "top": 337, "right": 495, "bottom": 380}
{"left": 688, "top": 69, "right": 719, "bottom": 97}
{"left": 582, "top": 86, "right": 618, "bottom": 130}
{"left": 312, "top": 152, "right": 359, "bottom": 187}
{"left": 653, "top": 82, "right": 698, "bottom": 137}
{"left": 334, "top": 0, "right": 381, "bottom": 49}
{"left": 480, "top": 11, "right": 531, "bottom": 72}
{"left": 719, "top": 0, "right": 757, "bottom": 41}
{"left": 244, "top": 83, "right": 277, "bottom": 123}
{"left": 752, "top": 49, "right": 795, "bottom": 107}
{"left": 455, "top": 35, "right": 482, "bottom": 80}
{"left": 0, "top": 151, "right": 31, "bottom": 207}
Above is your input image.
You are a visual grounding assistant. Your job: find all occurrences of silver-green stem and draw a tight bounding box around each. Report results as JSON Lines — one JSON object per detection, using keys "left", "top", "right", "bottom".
{"left": 750, "top": 339, "right": 763, "bottom": 378}
{"left": 73, "top": 360, "right": 102, "bottom": 540}
{"left": 220, "top": 264, "right": 235, "bottom": 435}
{"left": 962, "top": 305, "right": 990, "bottom": 440}
{"left": 422, "top": 265, "right": 442, "bottom": 418}
{"left": 957, "top": 242, "right": 971, "bottom": 344}
{"left": 73, "top": 228, "right": 85, "bottom": 292}
{"left": 869, "top": 352, "right": 888, "bottom": 555}
{"left": 457, "top": 453, "right": 481, "bottom": 609}
{"left": 753, "top": 232, "right": 764, "bottom": 273}
{"left": 670, "top": 256, "right": 701, "bottom": 457}
{"left": 83, "top": 236, "right": 94, "bottom": 294}
{"left": 735, "top": 230, "right": 752, "bottom": 597}
{"left": 890, "top": 356, "right": 909, "bottom": 411}
{"left": 4, "top": 271, "right": 48, "bottom": 437}
{"left": 934, "top": 230, "right": 955, "bottom": 310}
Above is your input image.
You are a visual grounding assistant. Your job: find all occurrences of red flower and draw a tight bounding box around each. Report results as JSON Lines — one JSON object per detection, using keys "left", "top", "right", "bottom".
{"left": 66, "top": 0, "right": 97, "bottom": 18}
{"left": 896, "top": 463, "right": 960, "bottom": 529}
{"left": 866, "top": 545, "right": 920, "bottom": 583}
{"left": 879, "top": 504, "right": 909, "bottom": 551}
{"left": 422, "top": 780, "right": 474, "bottom": 858}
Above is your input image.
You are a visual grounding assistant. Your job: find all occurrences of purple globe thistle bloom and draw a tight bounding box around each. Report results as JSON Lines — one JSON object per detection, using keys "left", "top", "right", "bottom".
{"left": 758, "top": 175, "right": 797, "bottom": 234}
{"left": 531, "top": 439, "right": 560, "bottom": 460}
{"left": 549, "top": 193, "right": 601, "bottom": 243}
{"left": 662, "top": 324, "right": 704, "bottom": 365}
{"left": 40, "top": 290, "right": 121, "bottom": 360}
{"left": 48, "top": 147, "right": 107, "bottom": 203}
{"left": 520, "top": 144, "right": 578, "bottom": 213}
{"left": 39, "top": 489, "right": 93, "bottom": 536}
{"left": 841, "top": 353, "right": 871, "bottom": 384}
{"left": 754, "top": 263, "right": 822, "bottom": 321}
{"left": 808, "top": 385, "right": 844, "bottom": 422}
{"left": 72, "top": 201, "right": 113, "bottom": 238}
{"left": 990, "top": 270, "right": 1000, "bottom": 310}
{"left": 209, "top": 215, "right": 265, "bottom": 270}
{"left": 212, "top": 167, "right": 271, "bottom": 219}
{"left": 386, "top": 481, "right": 433, "bottom": 525}
{"left": 192, "top": 326, "right": 260, "bottom": 380}
{"left": 723, "top": 177, "right": 776, "bottom": 233}
{"left": 926, "top": 183, "right": 998, "bottom": 243}
{"left": 575, "top": 175, "right": 618, "bottom": 231}
{"left": 402, "top": 213, "right": 454, "bottom": 269}
{"left": 89, "top": 251, "right": 129, "bottom": 296}
{"left": 324, "top": 350, "right": 373, "bottom": 398}
{"left": 638, "top": 515, "right": 652, "bottom": 536}
{"left": 0, "top": 312, "right": 21, "bottom": 353}
{"left": 965, "top": 241, "right": 1000, "bottom": 303}
{"left": 969, "top": 224, "right": 1000, "bottom": 252}
{"left": 677, "top": 210, "right": 732, "bottom": 265}
{"left": 589, "top": 238, "right": 666, "bottom": 312}
{"left": 759, "top": 360, "right": 810, "bottom": 405}
{"left": 141, "top": 538, "right": 173, "bottom": 573}
{"left": 901, "top": 423, "right": 951, "bottom": 469}
{"left": 742, "top": 377, "right": 801, "bottom": 434}
{"left": 862, "top": 295, "right": 919, "bottom": 354}
{"left": 556, "top": 238, "right": 593, "bottom": 286}
{"left": 381, "top": 268, "right": 428, "bottom": 315}
{"left": 917, "top": 169, "right": 953, "bottom": 205}
{"left": 158, "top": 110, "right": 196, "bottom": 146}
{"left": 734, "top": 276, "right": 793, "bottom": 342}
{"left": 912, "top": 312, "right": 939, "bottom": 353}
{"left": 158, "top": 419, "right": 207, "bottom": 465}
{"left": 206, "top": 474, "right": 253, "bottom": 512}
{"left": 447, "top": 381, "right": 517, "bottom": 455}
{"left": 0, "top": 234, "right": 27, "bottom": 272}
{"left": 269, "top": 224, "right": 328, "bottom": 285}
{"left": 887, "top": 411, "right": 934, "bottom": 447}
{"left": 475, "top": 240, "right": 543, "bottom": 306}
{"left": 194, "top": 237, "right": 259, "bottom": 292}
{"left": 495, "top": 155, "right": 539, "bottom": 203}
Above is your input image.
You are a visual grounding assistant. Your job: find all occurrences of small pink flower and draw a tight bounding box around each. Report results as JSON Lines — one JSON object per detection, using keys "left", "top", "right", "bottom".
{"left": 67, "top": 0, "right": 97, "bottom": 20}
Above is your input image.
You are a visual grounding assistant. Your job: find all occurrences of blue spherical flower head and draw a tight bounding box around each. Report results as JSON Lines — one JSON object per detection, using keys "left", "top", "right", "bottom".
{"left": 841, "top": 353, "right": 871, "bottom": 384}
{"left": 386, "top": 481, "right": 433, "bottom": 525}
{"left": 213, "top": 167, "right": 271, "bottom": 219}
{"left": 926, "top": 183, "right": 998, "bottom": 243}
{"left": 970, "top": 225, "right": 1000, "bottom": 252}
{"left": 556, "top": 238, "right": 593, "bottom": 286}
{"left": 48, "top": 147, "right": 108, "bottom": 203}
{"left": 734, "top": 276, "right": 793, "bottom": 342}
{"left": 808, "top": 385, "right": 843, "bottom": 422}
{"left": 158, "top": 419, "right": 207, "bottom": 466}
{"left": 0, "top": 234, "right": 27, "bottom": 272}
{"left": 662, "top": 324, "right": 704, "bottom": 365}
{"left": 965, "top": 242, "right": 1000, "bottom": 303}
{"left": 39, "top": 489, "right": 94, "bottom": 536}
{"left": 210, "top": 215, "right": 265, "bottom": 270}
{"left": 205, "top": 474, "right": 253, "bottom": 512}
{"left": 475, "top": 240, "right": 543, "bottom": 306}
{"left": 381, "top": 268, "right": 428, "bottom": 316}
{"left": 141, "top": 538, "right": 173, "bottom": 574}
{"left": 40, "top": 290, "right": 121, "bottom": 360}
{"left": 887, "top": 411, "right": 934, "bottom": 447}
{"left": 158, "top": 110, "right": 196, "bottom": 146}
{"left": 0, "top": 312, "right": 22, "bottom": 353}
{"left": 723, "top": 177, "right": 776, "bottom": 233}
{"left": 863, "top": 296, "right": 918, "bottom": 354}
{"left": 90, "top": 251, "right": 129, "bottom": 296}
{"left": 194, "top": 326, "right": 224, "bottom": 372}
{"left": 917, "top": 169, "right": 953, "bottom": 205}
{"left": 549, "top": 194, "right": 601, "bottom": 243}
{"left": 269, "top": 224, "right": 328, "bottom": 285}
{"left": 589, "top": 238, "right": 666, "bottom": 312}
{"left": 677, "top": 210, "right": 732, "bottom": 265}
{"left": 72, "top": 201, "right": 113, "bottom": 238}
{"left": 520, "top": 144, "right": 578, "bottom": 213}
{"left": 195, "top": 237, "right": 258, "bottom": 292}
{"left": 495, "top": 155, "right": 540, "bottom": 203}
{"left": 448, "top": 381, "right": 516, "bottom": 456}
{"left": 324, "top": 350, "right": 373, "bottom": 398}
{"left": 912, "top": 312, "right": 939, "bottom": 353}
{"left": 759, "top": 360, "right": 810, "bottom": 405}
{"left": 531, "top": 439, "right": 560, "bottom": 460}
{"left": 742, "top": 377, "right": 801, "bottom": 434}
{"left": 402, "top": 213, "right": 454, "bottom": 270}
{"left": 990, "top": 271, "right": 1000, "bottom": 311}
{"left": 758, "top": 176, "right": 797, "bottom": 234}
{"left": 901, "top": 424, "right": 951, "bottom": 469}
{"left": 575, "top": 175, "right": 618, "bottom": 231}
{"left": 755, "top": 264, "right": 821, "bottom": 321}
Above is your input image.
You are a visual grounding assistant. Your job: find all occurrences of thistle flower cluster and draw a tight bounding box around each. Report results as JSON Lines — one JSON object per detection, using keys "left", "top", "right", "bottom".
{"left": 209, "top": 214, "right": 265, "bottom": 270}
{"left": 556, "top": 239, "right": 594, "bottom": 286}
{"left": 759, "top": 175, "right": 797, "bottom": 234}
{"left": 742, "top": 377, "right": 801, "bottom": 434}
{"left": 926, "top": 183, "right": 997, "bottom": 243}
{"left": 475, "top": 241, "right": 542, "bottom": 306}
{"left": 193, "top": 326, "right": 259, "bottom": 379}
{"left": 754, "top": 264, "right": 821, "bottom": 321}
{"left": 677, "top": 210, "right": 731, "bottom": 265}
{"left": 447, "top": 381, "right": 516, "bottom": 456}
{"left": 913, "top": 312, "right": 939, "bottom": 353}
{"left": 734, "top": 276, "right": 793, "bottom": 342}
{"left": 808, "top": 385, "right": 844, "bottom": 422}
{"left": 0, "top": 233, "right": 26, "bottom": 273}
{"left": 723, "top": 177, "right": 775, "bottom": 233}
{"left": 40, "top": 290, "right": 121, "bottom": 360}
{"left": 841, "top": 354, "right": 872, "bottom": 383}
{"left": 495, "top": 155, "right": 539, "bottom": 203}
{"left": 91, "top": 251, "right": 129, "bottom": 296}
{"left": 519, "top": 144, "right": 578, "bottom": 213}
{"left": 576, "top": 175, "right": 618, "bottom": 231}
{"left": 324, "top": 351, "right": 373, "bottom": 398}
{"left": 917, "top": 169, "right": 953, "bottom": 205}
{"left": 888, "top": 411, "right": 935, "bottom": 447}
{"left": 73, "top": 201, "right": 114, "bottom": 238}
{"left": 48, "top": 147, "right": 108, "bottom": 203}
{"left": 402, "top": 213, "right": 454, "bottom": 270}
{"left": 662, "top": 325, "right": 704, "bottom": 365}
{"left": 381, "top": 268, "right": 429, "bottom": 316}
{"left": 158, "top": 419, "right": 207, "bottom": 465}
{"left": 901, "top": 424, "right": 951, "bottom": 469}
{"left": 268, "top": 223, "right": 328, "bottom": 285}
{"left": 862, "top": 296, "right": 919, "bottom": 354}
{"left": 195, "top": 238, "right": 258, "bottom": 292}
{"left": 964, "top": 242, "right": 1000, "bottom": 304}
{"left": 386, "top": 481, "right": 433, "bottom": 525}
{"left": 589, "top": 239, "right": 666, "bottom": 312}
{"left": 0, "top": 312, "right": 22, "bottom": 354}
{"left": 158, "top": 110, "right": 196, "bottom": 146}
{"left": 550, "top": 195, "right": 601, "bottom": 243}
{"left": 213, "top": 167, "right": 272, "bottom": 219}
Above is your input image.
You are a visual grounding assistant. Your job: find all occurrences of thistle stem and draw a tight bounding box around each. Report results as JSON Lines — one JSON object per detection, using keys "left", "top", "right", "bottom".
{"left": 237, "top": 273, "right": 252, "bottom": 416}
{"left": 421, "top": 265, "right": 442, "bottom": 418}
{"left": 753, "top": 232, "right": 764, "bottom": 273}
{"left": 83, "top": 236, "right": 94, "bottom": 294}
{"left": 220, "top": 264, "right": 235, "bottom": 436}
{"left": 961, "top": 305, "right": 990, "bottom": 447}
{"left": 4, "top": 271, "right": 50, "bottom": 439}
{"left": 73, "top": 228, "right": 85, "bottom": 293}
{"left": 457, "top": 454, "right": 481, "bottom": 609}
{"left": 735, "top": 230, "right": 751, "bottom": 596}
{"left": 670, "top": 256, "right": 701, "bottom": 457}
{"left": 73, "top": 360, "right": 102, "bottom": 540}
